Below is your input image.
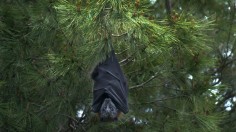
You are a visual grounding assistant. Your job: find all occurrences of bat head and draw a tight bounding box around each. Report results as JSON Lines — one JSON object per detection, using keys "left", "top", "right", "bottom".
{"left": 99, "top": 98, "right": 118, "bottom": 121}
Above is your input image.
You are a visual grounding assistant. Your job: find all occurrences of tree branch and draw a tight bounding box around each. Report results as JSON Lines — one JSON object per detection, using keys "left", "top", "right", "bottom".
{"left": 130, "top": 72, "right": 160, "bottom": 90}
{"left": 165, "top": 0, "right": 172, "bottom": 16}
{"left": 116, "top": 48, "right": 128, "bottom": 55}
{"left": 112, "top": 32, "right": 128, "bottom": 37}
{"left": 130, "top": 95, "right": 187, "bottom": 105}
{"left": 119, "top": 56, "right": 132, "bottom": 64}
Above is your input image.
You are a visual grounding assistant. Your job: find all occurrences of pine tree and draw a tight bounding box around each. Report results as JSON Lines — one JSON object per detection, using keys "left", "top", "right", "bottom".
{"left": 0, "top": 0, "right": 232, "bottom": 131}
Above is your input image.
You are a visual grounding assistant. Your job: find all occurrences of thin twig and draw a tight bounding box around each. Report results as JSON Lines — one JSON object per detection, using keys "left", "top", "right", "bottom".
{"left": 116, "top": 48, "right": 128, "bottom": 55}
{"left": 119, "top": 56, "right": 132, "bottom": 64}
{"left": 104, "top": 7, "right": 112, "bottom": 10}
{"left": 130, "top": 72, "right": 160, "bottom": 90}
{"left": 112, "top": 32, "right": 128, "bottom": 37}
{"left": 226, "top": 1, "right": 235, "bottom": 56}
{"left": 58, "top": 114, "right": 78, "bottom": 123}
{"left": 130, "top": 95, "right": 187, "bottom": 105}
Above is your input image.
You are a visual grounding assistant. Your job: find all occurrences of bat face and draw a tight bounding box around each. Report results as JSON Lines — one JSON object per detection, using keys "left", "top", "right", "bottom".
{"left": 100, "top": 98, "right": 118, "bottom": 121}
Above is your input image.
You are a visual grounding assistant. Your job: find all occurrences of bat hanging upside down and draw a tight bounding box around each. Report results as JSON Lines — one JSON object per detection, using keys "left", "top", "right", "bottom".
{"left": 91, "top": 50, "right": 129, "bottom": 121}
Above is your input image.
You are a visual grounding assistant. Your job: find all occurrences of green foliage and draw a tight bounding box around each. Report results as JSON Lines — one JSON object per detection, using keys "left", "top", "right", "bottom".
{"left": 1, "top": 0, "right": 235, "bottom": 131}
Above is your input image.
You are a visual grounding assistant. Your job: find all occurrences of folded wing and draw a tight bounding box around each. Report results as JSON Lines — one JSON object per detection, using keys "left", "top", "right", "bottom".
{"left": 91, "top": 50, "right": 129, "bottom": 114}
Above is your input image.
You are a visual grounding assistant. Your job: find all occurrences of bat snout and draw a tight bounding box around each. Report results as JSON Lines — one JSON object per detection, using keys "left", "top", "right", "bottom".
{"left": 99, "top": 98, "right": 119, "bottom": 121}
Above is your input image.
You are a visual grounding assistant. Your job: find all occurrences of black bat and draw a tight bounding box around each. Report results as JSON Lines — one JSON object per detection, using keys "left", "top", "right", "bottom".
{"left": 91, "top": 50, "right": 129, "bottom": 121}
